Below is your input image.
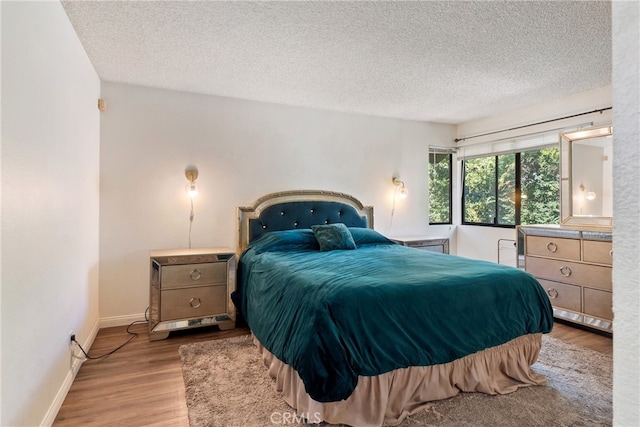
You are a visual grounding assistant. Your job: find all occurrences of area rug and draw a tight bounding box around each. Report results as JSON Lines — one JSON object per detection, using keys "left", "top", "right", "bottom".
{"left": 179, "top": 334, "right": 612, "bottom": 427}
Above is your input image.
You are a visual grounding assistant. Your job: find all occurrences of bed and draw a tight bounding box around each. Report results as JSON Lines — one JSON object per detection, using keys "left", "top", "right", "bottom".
{"left": 232, "top": 190, "right": 554, "bottom": 426}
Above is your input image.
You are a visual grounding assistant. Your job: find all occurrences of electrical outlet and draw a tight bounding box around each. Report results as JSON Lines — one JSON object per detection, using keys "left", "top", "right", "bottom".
{"left": 68, "top": 331, "right": 82, "bottom": 372}
{"left": 69, "top": 331, "right": 78, "bottom": 363}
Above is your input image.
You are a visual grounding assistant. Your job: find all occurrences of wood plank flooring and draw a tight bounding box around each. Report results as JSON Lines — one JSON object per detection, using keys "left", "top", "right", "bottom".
{"left": 53, "top": 320, "right": 612, "bottom": 427}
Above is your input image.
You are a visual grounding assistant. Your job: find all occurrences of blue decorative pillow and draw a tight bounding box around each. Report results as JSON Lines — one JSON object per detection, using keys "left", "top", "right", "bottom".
{"left": 249, "top": 229, "right": 319, "bottom": 254}
{"left": 311, "top": 223, "right": 357, "bottom": 251}
{"left": 348, "top": 227, "right": 396, "bottom": 246}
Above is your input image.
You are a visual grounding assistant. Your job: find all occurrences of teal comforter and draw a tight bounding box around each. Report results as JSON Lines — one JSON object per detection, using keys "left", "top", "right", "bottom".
{"left": 233, "top": 228, "right": 553, "bottom": 403}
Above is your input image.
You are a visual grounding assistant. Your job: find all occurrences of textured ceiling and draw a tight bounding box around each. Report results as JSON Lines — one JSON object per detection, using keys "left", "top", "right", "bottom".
{"left": 61, "top": 1, "right": 611, "bottom": 124}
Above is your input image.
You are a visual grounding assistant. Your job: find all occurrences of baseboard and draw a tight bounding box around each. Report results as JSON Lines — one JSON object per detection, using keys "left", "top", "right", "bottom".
{"left": 40, "top": 313, "right": 148, "bottom": 426}
{"left": 40, "top": 319, "right": 100, "bottom": 427}
{"left": 99, "top": 312, "right": 148, "bottom": 329}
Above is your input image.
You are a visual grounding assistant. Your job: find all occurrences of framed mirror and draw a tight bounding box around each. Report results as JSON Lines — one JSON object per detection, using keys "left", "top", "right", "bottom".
{"left": 560, "top": 125, "right": 613, "bottom": 226}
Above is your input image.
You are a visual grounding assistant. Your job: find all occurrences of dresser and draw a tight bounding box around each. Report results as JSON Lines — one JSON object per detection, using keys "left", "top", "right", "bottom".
{"left": 518, "top": 225, "right": 612, "bottom": 332}
{"left": 391, "top": 236, "right": 450, "bottom": 254}
{"left": 148, "top": 248, "right": 236, "bottom": 341}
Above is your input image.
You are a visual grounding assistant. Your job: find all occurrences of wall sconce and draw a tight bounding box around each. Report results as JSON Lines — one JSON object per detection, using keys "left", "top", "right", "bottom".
{"left": 389, "top": 177, "right": 408, "bottom": 232}
{"left": 579, "top": 183, "right": 596, "bottom": 201}
{"left": 185, "top": 166, "right": 200, "bottom": 249}
{"left": 393, "top": 177, "right": 408, "bottom": 199}
{"left": 185, "top": 167, "right": 199, "bottom": 198}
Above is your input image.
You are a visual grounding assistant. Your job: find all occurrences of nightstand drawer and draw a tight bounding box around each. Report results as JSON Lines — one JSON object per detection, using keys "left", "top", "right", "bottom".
{"left": 391, "top": 237, "right": 449, "bottom": 254}
{"left": 160, "top": 284, "right": 227, "bottom": 321}
{"left": 537, "top": 279, "right": 581, "bottom": 312}
{"left": 161, "top": 262, "right": 227, "bottom": 289}
{"left": 526, "top": 236, "right": 580, "bottom": 261}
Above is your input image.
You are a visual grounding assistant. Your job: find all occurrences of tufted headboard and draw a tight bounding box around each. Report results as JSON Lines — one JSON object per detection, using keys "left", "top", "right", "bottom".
{"left": 238, "top": 190, "right": 374, "bottom": 252}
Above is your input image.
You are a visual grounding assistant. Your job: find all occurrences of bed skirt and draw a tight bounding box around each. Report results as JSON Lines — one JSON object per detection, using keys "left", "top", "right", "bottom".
{"left": 254, "top": 333, "right": 546, "bottom": 427}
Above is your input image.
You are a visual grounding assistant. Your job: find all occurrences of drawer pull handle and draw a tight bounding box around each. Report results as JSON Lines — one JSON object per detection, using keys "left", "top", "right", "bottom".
{"left": 189, "top": 269, "right": 202, "bottom": 281}
{"left": 609, "top": 249, "right": 613, "bottom": 258}
{"left": 560, "top": 266, "right": 572, "bottom": 277}
{"left": 546, "top": 242, "right": 558, "bottom": 253}
{"left": 547, "top": 288, "right": 559, "bottom": 299}
{"left": 189, "top": 297, "right": 201, "bottom": 308}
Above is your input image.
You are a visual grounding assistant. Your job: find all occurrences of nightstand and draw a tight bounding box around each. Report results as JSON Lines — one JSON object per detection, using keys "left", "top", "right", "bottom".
{"left": 148, "top": 248, "right": 236, "bottom": 341}
{"left": 391, "top": 236, "right": 450, "bottom": 254}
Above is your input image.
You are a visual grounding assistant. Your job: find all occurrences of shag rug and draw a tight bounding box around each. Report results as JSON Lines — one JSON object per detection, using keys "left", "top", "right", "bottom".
{"left": 179, "top": 334, "right": 612, "bottom": 427}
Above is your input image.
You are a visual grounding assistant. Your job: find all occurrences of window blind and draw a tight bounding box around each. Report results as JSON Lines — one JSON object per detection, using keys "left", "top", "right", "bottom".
{"left": 428, "top": 145, "right": 457, "bottom": 155}
{"left": 457, "top": 131, "right": 560, "bottom": 160}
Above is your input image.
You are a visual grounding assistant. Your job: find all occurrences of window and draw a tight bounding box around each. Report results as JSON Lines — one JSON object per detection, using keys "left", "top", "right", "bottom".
{"left": 462, "top": 147, "right": 559, "bottom": 226}
{"left": 520, "top": 148, "right": 561, "bottom": 224}
{"left": 429, "top": 151, "right": 452, "bottom": 224}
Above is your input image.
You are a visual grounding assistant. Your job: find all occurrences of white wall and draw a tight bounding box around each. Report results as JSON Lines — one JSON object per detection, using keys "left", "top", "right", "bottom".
{"left": 1, "top": 2, "right": 100, "bottom": 426}
{"left": 612, "top": 1, "right": 640, "bottom": 425}
{"left": 454, "top": 85, "right": 613, "bottom": 262}
{"left": 99, "top": 82, "right": 456, "bottom": 320}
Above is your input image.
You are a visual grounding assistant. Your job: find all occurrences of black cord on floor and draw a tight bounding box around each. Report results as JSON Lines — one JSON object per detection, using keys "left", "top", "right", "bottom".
{"left": 72, "top": 308, "right": 149, "bottom": 360}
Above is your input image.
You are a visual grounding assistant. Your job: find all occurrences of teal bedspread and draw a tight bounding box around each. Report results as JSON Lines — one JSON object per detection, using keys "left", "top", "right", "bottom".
{"left": 233, "top": 229, "right": 553, "bottom": 403}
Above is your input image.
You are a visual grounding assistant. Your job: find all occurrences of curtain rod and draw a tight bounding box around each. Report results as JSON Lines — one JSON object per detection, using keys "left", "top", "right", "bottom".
{"left": 454, "top": 106, "right": 612, "bottom": 143}
{"left": 456, "top": 122, "right": 593, "bottom": 149}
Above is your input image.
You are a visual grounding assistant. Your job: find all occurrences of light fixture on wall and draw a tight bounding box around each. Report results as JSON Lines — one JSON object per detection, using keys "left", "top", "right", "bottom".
{"left": 389, "top": 177, "right": 408, "bottom": 232}
{"left": 564, "top": 125, "right": 613, "bottom": 141}
{"left": 185, "top": 167, "right": 199, "bottom": 198}
{"left": 579, "top": 183, "right": 597, "bottom": 201}
{"left": 392, "top": 177, "right": 409, "bottom": 199}
{"left": 185, "top": 166, "right": 199, "bottom": 248}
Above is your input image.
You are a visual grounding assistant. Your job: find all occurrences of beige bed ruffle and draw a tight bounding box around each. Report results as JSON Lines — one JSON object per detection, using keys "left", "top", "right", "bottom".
{"left": 255, "top": 333, "right": 546, "bottom": 427}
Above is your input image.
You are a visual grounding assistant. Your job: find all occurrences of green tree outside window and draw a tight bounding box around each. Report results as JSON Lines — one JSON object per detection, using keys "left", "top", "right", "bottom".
{"left": 429, "top": 153, "right": 452, "bottom": 224}
{"left": 462, "top": 147, "right": 559, "bottom": 226}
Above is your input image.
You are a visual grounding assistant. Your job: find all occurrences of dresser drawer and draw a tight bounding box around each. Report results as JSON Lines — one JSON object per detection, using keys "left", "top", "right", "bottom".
{"left": 537, "top": 279, "right": 581, "bottom": 312}
{"left": 160, "top": 284, "right": 227, "bottom": 321}
{"left": 161, "top": 262, "right": 227, "bottom": 289}
{"left": 583, "top": 240, "right": 613, "bottom": 266}
{"left": 583, "top": 287, "right": 613, "bottom": 320}
{"left": 526, "top": 236, "right": 580, "bottom": 261}
{"left": 526, "top": 256, "right": 612, "bottom": 291}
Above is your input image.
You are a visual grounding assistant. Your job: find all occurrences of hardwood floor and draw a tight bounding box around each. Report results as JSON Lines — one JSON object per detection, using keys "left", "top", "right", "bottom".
{"left": 53, "top": 323, "right": 251, "bottom": 427}
{"left": 53, "top": 320, "right": 612, "bottom": 427}
{"left": 549, "top": 319, "right": 612, "bottom": 356}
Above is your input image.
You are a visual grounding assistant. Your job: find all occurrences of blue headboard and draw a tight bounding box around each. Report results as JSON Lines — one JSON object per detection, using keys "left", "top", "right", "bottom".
{"left": 238, "top": 190, "right": 374, "bottom": 252}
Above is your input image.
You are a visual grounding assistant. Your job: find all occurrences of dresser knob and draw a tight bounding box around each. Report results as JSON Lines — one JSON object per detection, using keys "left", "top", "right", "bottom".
{"left": 547, "top": 288, "right": 559, "bottom": 299}
{"left": 560, "top": 266, "right": 572, "bottom": 277}
{"left": 189, "top": 297, "right": 201, "bottom": 308}
{"left": 546, "top": 242, "right": 558, "bottom": 253}
{"left": 189, "top": 269, "right": 202, "bottom": 280}
{"left": 610, "top": 249, "right": 613, "bottom": 258}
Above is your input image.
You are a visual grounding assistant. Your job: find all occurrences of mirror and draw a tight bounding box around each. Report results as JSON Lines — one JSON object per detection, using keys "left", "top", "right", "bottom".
{"left": 560, "top": 125, "right": 613, "bottom": 226}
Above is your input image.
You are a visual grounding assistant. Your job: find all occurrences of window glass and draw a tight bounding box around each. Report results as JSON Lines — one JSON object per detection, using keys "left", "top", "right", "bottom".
{"left": 429, "top": 153, "right": 452, "bottom": 224}
{"left": 521, "top": 148, "right": 560, "bottom": 224}
{"left": 497, "top": 153, "right": 516, "bottom": 225}
{"left": 463, "top": 157, "right": 496, "bottom": 224}
{"left": 462, "top": 147, "right": 559, "bottom": 227}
